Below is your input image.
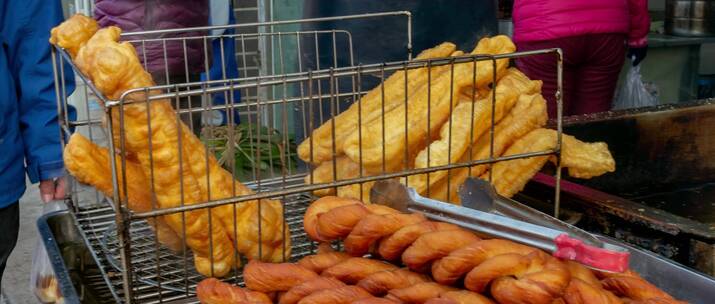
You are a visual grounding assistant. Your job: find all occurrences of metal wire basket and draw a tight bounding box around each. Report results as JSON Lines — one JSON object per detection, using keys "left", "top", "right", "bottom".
{"left": 52, "top": 11, "right": 563, "bottom": 304}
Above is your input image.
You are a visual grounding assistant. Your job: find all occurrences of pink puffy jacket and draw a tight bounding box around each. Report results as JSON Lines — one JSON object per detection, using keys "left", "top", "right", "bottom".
{"left": 513, "top": 0, "right": 650, "bottom": 47}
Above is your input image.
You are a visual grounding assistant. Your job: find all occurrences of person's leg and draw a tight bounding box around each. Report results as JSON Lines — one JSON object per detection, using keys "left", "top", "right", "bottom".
{"left": 0, "top": 202, "right": 20, "bottom": 290}
{"left": 570, "top": 34, "right": 626, "bottom": 115}
{"left": 516, "top": 39, "right": 578, "bottom": 118}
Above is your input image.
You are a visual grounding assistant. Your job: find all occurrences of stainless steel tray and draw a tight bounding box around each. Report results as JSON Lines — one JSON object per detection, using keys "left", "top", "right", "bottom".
{"left": 371, "top": 179, "right": 715, "bottom": 303}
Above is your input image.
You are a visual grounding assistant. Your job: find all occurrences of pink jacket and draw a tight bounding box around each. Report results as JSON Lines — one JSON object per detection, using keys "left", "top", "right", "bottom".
{"left": 513, "top": 0, "right": 650, "bottom": 47}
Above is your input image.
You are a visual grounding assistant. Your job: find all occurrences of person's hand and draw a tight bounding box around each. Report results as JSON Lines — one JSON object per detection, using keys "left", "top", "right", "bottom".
{"left": 40, "top": 177, "right": 66, "bottom": 203}
{"left": 627, "top": 46, "right": 648, "bottom": 66}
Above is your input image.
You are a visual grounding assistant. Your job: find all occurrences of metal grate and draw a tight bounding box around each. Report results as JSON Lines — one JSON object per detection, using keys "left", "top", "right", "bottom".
{"left": 51, "top": 10, "right": 565, "bottom": 304}
{"left": 99, "top": 192, "right": 316, "bottom": 296}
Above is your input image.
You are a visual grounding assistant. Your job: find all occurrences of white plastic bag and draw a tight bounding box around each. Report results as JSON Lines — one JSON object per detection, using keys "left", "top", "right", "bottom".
{"left": 30, "top": 201, "right": 67, "bottom": 304}
{"left": 613, "top": 65, "right": 658, "bottom": 110}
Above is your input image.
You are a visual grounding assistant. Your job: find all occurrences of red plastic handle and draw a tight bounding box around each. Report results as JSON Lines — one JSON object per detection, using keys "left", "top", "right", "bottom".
{"left": 553, "top": 234, "right": 630, "bottom": 273}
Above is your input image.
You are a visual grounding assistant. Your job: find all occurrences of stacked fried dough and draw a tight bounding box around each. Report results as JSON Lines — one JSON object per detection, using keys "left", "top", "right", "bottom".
{"left": 196, "top": 197, "right": 685, "bottom": 304}
{"left": 300, "top": 36, "right": 615, "bottom": 203}
{"left": 51, "top": 14, "right": 289, "bottom": 277}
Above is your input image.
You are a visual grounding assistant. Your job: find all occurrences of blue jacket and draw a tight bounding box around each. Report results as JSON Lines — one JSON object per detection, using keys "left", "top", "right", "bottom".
{"left": 0, "top": 0, "right": 75, "bottom": 207}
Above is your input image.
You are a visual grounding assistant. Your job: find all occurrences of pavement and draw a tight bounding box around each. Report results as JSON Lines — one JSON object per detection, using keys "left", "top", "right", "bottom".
{"left": 2, "top": 179, "right": 45, "bottom": 303}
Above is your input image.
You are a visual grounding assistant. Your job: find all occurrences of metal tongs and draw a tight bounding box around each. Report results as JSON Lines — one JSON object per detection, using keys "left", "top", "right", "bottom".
{"left": 370, "top": 178, "right": 630, "bottom": 273}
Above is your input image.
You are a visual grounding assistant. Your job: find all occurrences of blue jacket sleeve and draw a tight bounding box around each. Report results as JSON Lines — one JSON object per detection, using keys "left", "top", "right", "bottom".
{"left": 10, "top": 0, "right": 76, "bottom": 183}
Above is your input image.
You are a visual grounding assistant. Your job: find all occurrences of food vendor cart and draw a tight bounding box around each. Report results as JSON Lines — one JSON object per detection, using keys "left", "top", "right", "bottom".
{"left": 37, "top": 6, "right": 715, "bottom": 304}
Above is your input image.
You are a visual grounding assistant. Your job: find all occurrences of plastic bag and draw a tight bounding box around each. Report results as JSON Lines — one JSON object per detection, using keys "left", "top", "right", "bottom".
{"left": 30, "top": 201, "right": 67, "bottom": 304}
{"left": 613, "top": 64, "right": 658, "bottom": 110}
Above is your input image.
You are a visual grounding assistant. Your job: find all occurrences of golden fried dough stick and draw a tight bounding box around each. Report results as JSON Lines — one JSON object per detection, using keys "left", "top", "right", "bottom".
{"left": 64, "top": 134, "right": 184, "bottom": 252}
{"left": 304, "top": 156, "right": 363, "bottom": 196}
{"left": 297, "top": 42, "right": 457, "bottom": 164}
{"left": 558, "top": 134, "right": 617, "bottom": 179}
{"left": 428, "top": 92, "right": 548, "bottom": 203}
{"left": 303, "top": 156, "right": 385, "bottom": 202}
{"left": 405, "top": 68, "right": 538, "bottom": 195}
{"left": 343, "top": 36, "right": 515, "bottom": 173}
{"left": 48, "top": 14, "right": 99, "bottom": 58}
{"left": 52, "top": 16, "right": 290, "bottom": 271}
{"left": 480, "top": 128, "right": 555, "bottom": 198}
{"left": 50, "top": 24, "right": 238, "bottom": 276}
{"left": 52, "top": 19, "right": 285, "bottom": 275}
{"left": 483, "top": 128, "right": 615, "bottom": 198}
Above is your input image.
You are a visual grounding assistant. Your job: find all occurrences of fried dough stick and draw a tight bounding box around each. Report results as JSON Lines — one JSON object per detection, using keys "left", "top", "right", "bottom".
{"left": 64, "top": 133, "right": 184, "bottom": 252}
{"left": 297, "top": 43, "right": 458, "bottom": 164}
{"left": 53, "top": 22, "right": 237, "bottom": 276}
{"left": 428, "top": 92, "right": 548, "bottom": 203}
{"left": 51, "top": 15, "right": 292, "bottom": 276}
{"left": 55, "top": 14, "right": 290, "bottom": 266}
{"left": 343, "top": 36, "right": 515, "bottom": 173}
{"left": 405, "top": 68, "right": 539, "bottom": 195}
{"left": 483, "top": 128, "right": 615, "bottom": 198}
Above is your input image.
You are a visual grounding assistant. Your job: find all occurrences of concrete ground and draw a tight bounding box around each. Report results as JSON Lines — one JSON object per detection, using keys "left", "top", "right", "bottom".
{"left": 2, "top": 178, "right": 45, "bottom": 303}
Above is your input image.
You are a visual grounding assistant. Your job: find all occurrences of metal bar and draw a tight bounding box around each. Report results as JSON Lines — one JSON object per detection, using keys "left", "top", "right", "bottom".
{"left": 107, "top": 49, "right": 562, "bottom": 107}
{"left": 120, "top": 11, "right": 412, "bottom": 37}
{"left": 105, "top": 105, "right": 134, "bottom": 302}
{"left": 129, "top": 149, "right": 558, "bottom": 219}
{"left": 554, "top": 48, "right": 564, "bottom": 218}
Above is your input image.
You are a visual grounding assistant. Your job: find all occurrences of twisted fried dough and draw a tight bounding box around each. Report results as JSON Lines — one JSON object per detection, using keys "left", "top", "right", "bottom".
{"left": 601, "top": 272, "right": 683, "bottom": 304}
{"left": 424, "top": 299, "right": 458, "bottom": 304}
{"left": 297, "top": 286, "right": 372, "bottom": 304}
{"left": 343, "top": 36, "right": 515, "bottom": 173}
{"left": 431, "top": 239, "right": 539, "bottom": 285}
{"left": 279, "top": 277, "right": 345, "bottom": 304}
{"left": 344, "top": 213, "right": 427, "bottom": 256}
{"left": 401, "top": 229, "right": 480, "bottom": 271}
{"left": 306, "top": 198, "right": 400, "bottom": 242}
{"left": 430, "top": 291, "right": 495, "bottom": 304}
{"left": 304, "top": 196, "right": 363, "bottom": 241}
{"left": 562, "top": 279, "right": 623, "bottom": 304}
{"left": 316, "top": 204, "right": 373, "bottom": 241}
{"left": 481, "top": 251, "right": 571, "bottom": 304}
{"left": 351, "top": 298, "right": 400, "bottom": 304}
{"left": 297, "top": 245, "right": 352, "bottom": 274}
{"left": 243, "top": 261, "right": 318, "bottom": 292}
{"left": 357, "top": 268, "right": 432, "bottom": 296}
{"left": 196, "top": 278, "right": 272, "bottom": 304}
{"left": 322, "top": 257, "right": 399, "bottom": 284}
{"left": 385, "top": 282, "right": 458, "bottom": 304}
{"left": 378, "top": 221, "right": 460, "bottom": 261}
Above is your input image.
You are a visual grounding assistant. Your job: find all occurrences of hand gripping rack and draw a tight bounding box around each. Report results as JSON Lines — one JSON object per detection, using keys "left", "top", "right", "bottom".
{"left": 370, "top": 178, "right": 630, "bottom": 273}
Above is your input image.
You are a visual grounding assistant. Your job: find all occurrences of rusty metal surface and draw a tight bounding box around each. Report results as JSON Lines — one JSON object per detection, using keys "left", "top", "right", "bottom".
{"left": 550, "top": 99, "right": 715, "bottom": 196}
{"left": 528, "top": 173, "right": 715, "bottom": 238}
{"left": 538, "top": 101, "right": 715, "bottom": 238}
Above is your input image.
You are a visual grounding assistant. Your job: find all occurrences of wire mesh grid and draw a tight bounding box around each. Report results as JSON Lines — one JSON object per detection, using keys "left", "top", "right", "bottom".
{"left": 51, "top": 11, "right": 563, "bottom": 304}
{"left": 99, "top": 191, "right": 317, "bottom": 295}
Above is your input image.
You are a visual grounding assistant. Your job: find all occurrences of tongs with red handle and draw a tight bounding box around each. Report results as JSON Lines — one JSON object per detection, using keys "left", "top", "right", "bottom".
{"left": 370, "top": 179, "right": 630, "bottom": 273}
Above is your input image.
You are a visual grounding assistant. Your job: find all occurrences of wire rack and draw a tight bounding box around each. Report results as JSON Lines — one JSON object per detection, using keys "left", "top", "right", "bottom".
{"left": 52, "top": 11, "right": 563, "bottom": 304}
